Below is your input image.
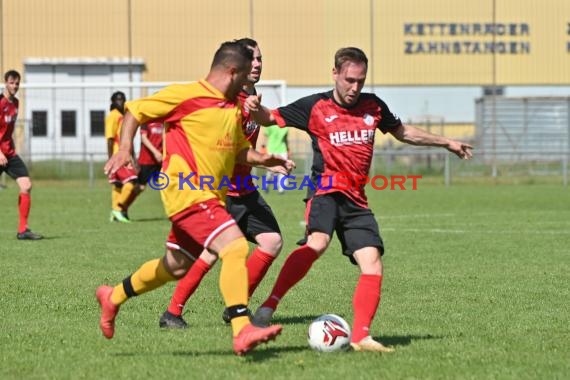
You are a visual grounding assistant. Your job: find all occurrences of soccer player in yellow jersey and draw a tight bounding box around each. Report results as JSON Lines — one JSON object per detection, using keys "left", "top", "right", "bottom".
{"left": 98, "top": 41, "right": 294, "bottom": 356}
{"left": 105, "top": 91, "right": 138, "bottom": 223}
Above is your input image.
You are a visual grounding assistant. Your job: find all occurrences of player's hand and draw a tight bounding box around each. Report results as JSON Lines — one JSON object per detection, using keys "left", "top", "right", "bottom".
{"left": 447, "top": 141, "right": 473, "bottom": 160}
{"left": 153, "top": 151, "right": 163, "bottom": 163}
{"left": 0, "top": 152, "right": 7, "bottom": 166}
{"left": 128, "top": 158, "right": 140, "bottom": 173}
{"left": 265, "top": 156, "right": 296, "bottom": 175}
{"left": 245, "top": 94, "right": 262, "bottom": 113}
{"left": 104, "top": 150, "right": 132, "bottom": 175}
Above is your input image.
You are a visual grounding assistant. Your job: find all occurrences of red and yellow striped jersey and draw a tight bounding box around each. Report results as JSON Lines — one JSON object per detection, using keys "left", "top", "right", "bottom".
{"left": 126, "top": 80, "right": 251, "bottom": 217}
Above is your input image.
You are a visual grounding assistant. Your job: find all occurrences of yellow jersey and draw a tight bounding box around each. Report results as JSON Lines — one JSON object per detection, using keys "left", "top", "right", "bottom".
{"left": 126, "top": 80, "right": 251, "bottom": 217}
{"left": 104, "top": 108, "right": 124, "bottom": 154}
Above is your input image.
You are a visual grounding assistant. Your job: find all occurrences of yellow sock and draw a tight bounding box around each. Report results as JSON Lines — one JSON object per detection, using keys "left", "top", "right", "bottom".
{"left": 118, "top": 182, "right": 136, "bottom": 211}
{"left": 110, "top": 258, "right": 176, "bottom": 305}
{"left": 111, "top": 185, "right": 121, "bottom": 211}
{"left": 219, "top": 237, "right": 250, "bottom": 336}
{"left": 122, "top": 184, "right": 141, "bottom": 210}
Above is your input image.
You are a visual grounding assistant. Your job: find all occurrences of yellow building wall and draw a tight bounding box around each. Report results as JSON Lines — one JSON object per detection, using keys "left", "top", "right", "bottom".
{"left": 2, "top": 0, "right": 569, "bottom": 85}
{"left": 378, "top": 0, "right": 570, "bottom": 85}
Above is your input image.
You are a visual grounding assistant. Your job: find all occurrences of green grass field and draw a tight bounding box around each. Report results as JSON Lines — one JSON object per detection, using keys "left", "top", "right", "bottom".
{"left": 0, "top": 181, "right": 568, "bottom": 380}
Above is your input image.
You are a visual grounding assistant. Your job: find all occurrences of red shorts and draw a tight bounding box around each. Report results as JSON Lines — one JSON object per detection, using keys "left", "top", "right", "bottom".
{"left": 108, "top": 166, "right": 138, "bottom": 185}
{"left": 166, "top": 198, "right": 237, "bottom": 259}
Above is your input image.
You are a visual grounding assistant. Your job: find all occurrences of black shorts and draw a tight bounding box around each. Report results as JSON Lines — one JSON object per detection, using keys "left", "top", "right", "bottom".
{"left": 138, "top": 164, "right": 161, "bottom": 185}
{"left": 226, "top": 191, "right": 281, "bottom": 243}
{"left": 306, "top": 192, "right": 384, "bottom": 264}
{"left": 0, "top": 155, "right": 29, "bottom": 179}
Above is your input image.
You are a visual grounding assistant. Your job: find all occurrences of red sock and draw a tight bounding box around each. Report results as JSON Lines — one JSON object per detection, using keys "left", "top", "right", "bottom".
{"left": 351, "top": 274, "right": 382, "bottom": 343}
{"left": 18, "top": 193, "right": 31, "bottom": 233}
{"left": 246, "top": 247, "right": 276, "bottom": 298}
{"left": 261, "top": 245, "right": 319, "bottom": 311}
{"left": 167, "top": 258, "right": 212, "bottom": 316}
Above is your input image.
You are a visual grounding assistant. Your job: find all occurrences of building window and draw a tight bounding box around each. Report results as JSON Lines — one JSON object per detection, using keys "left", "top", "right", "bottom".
{"left": 90, "top": 110, "right": 105, "bottom": 136}
{"left": 61, "top": 110, "right": 76, "bottom": 137}
{"left": 32, "top": 111, "right": 47, "bottom": 137}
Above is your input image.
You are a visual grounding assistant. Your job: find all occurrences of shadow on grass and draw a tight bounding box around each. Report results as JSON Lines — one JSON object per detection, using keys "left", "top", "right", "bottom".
{"left": 18, "top": 235, "right": 61, "bottom": 240}
{"left": 170, "top": 344, "right": 307, "bottom": 360}
{"left": 272, "top": 314, "right": 320, "bottom": 325}
{"left": 378, "top": 333, "right": 444, "bottom": 348}
{"left": 114, "top": 344, "right": 306, "bottom": 361}
{"left": 131, "top": 217, "right": 168, "bottom": 223}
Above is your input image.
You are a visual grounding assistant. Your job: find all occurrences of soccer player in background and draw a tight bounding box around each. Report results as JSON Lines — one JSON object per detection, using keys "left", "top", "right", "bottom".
{"left": 246, "top": 47, "right": 473, "bottom": 352}
{"left": 136, "top": 120, "right": 164, "bottom": 195}
{"left": 159, "top": 38, "right": 285, "bottom": 329}
{"left": 0, "top": 70, "right": 43, "bottom": 240}
{"left": 98, "top": 41, "right": 294, "bottom": 355}
{"left": 105, "top": 91, "right": 138, "bottom": 223}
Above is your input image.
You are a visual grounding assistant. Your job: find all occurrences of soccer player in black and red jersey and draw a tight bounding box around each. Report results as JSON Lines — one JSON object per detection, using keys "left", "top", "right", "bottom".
{"left": 136, "top": 121, "right": 164, "bottom": 192}
{"left": 0, "top": 70, "right": 43, "bottom": 240}
{"left": 158, "top": 38, "right": 285, "bottom": 328}
{"left": 246, "top": 47, "right": 473, "bottom": 352}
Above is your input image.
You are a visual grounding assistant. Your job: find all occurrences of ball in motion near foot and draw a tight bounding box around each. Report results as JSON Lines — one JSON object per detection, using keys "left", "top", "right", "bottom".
{"left": 307, "top": 314, "right": 351, "bottom": 352}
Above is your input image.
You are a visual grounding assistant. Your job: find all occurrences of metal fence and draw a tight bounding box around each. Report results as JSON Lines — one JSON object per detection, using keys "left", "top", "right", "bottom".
{"left": 6, "top": 94, "right": 570, "bottom": 187}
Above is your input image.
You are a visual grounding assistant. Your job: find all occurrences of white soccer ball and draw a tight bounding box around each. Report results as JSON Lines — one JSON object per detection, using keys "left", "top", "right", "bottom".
{"left": 307, "top": 314, "right": 351, "bottom": 352}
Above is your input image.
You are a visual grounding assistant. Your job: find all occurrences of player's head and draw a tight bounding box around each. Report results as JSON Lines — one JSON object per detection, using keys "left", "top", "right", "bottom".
{"left": 210, "top": 40, "right": 253, "bottom": 99}
{"left": 235, "top": 38, "right": 262, "bottom": 85}
{"left": 110, "top": 91, "right": 126, "bottom": 112}
{"left": 3, "top": 70, "right": 21, "bottom": 97}
{"left": 332, "top": 47, "right": 368, "bottom": 107}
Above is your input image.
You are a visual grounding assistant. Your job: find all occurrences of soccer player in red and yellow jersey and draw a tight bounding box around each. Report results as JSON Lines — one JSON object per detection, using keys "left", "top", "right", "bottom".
{"left": 97, "top": 41, "right": 294, "bottom": 355}
{"left": 105, "top": 91, "right": 138, "bottom": 223}
{"left": 159, "top": 38, "right": 285, "bottom": 329}
{"left": 0, "top": 70, "right": 43, "bottom": 240}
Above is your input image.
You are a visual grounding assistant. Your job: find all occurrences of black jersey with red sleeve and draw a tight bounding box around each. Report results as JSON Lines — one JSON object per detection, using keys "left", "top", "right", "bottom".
{"left": 226, "top": 88, "right": 260, "bottom": 197}
{"left": 271, "top": 90, "right": 401, "bottom": 207}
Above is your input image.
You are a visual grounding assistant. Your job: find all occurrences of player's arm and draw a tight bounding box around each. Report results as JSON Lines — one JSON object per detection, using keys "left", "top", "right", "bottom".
{"left": 141, "top": 132, "right": 162, "bottom": 162}
{"left": 0, "top": 123, "right": 7, "bottom": 165}
{"left": 106, "top": 139, "right": 114, "bottom": 159}
{"left": 389, "top": 124, "right": 473, "bottom": 160}
{"left": 245, "top": 95, "right": 276, "bottom": 126}
{"left": 236, "top": 147, "right": 295, "bottom": 175}
{"left": 104, "top": 111, "right": 140, "bottom": 174}
{"left": 0, "top": 122, "right": 7, "bottom": 165}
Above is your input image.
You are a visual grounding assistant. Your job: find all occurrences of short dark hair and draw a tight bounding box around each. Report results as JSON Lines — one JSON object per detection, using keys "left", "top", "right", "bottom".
{"left": 235, "top": 37, "right": 258, "bottom": 50}
{"left": 111, "top": 91, "right": 126, "bottom": 103}
{"left": 334, "top": 47, "right": 368, "bottom": 70}
{"left": 4, "top": 70, "right": 21, "bottom": 81}
{"left": 110, "top": 91, "right": 126, "bottom": 111}
{"left": 211, "top": 41, "right": 253, "bottom": 72}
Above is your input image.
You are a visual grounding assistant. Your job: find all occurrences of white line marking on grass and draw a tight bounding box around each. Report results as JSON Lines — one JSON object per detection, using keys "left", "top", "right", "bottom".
{"left": 379, "top": 213, "right": 456, "bottom": 219}
{"left": 381, "top": 227, "right": 570, "bottom": 235}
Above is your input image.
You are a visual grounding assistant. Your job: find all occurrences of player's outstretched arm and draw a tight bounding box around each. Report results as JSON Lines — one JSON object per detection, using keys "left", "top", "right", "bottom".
{"left": 104, "top": 112, "right": 140, "bottom": 175}
{"left": 237, "top": 148, "right": 296, "bottom": 175}
{"left": 245, "top": 94, "right": 276, "bottom": 126}
{"left": 389, "top": 124, "right": 473, "bottom": 160}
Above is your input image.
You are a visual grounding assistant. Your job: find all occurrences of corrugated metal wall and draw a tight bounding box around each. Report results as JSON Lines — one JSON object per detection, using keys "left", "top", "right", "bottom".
{"left": 476, "top": 97, "right": 570, "bottom": 159}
